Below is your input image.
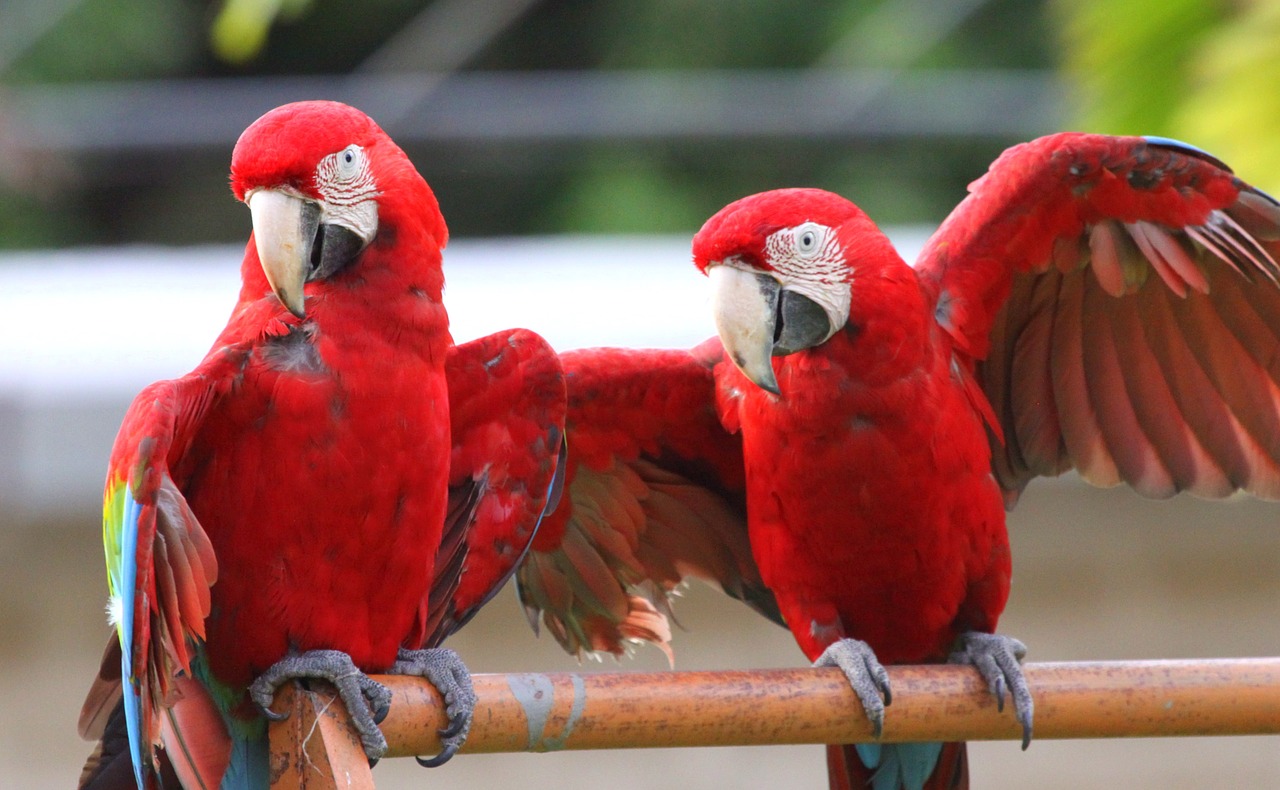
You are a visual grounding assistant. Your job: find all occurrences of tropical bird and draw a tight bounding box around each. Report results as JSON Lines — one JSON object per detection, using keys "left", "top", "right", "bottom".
{"left": 519, "top": 133, "right": 1280, "bottom": 789}
{"left": 77, "top": 100, "right": 566, "bottom": 790}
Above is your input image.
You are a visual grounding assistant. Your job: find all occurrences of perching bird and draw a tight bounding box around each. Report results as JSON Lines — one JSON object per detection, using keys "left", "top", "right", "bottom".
{"left": 76, "top": 101, "right": 566, "bottom": 790}
{"left": 518, "top": 134, "right": 1280, "bottom": 790}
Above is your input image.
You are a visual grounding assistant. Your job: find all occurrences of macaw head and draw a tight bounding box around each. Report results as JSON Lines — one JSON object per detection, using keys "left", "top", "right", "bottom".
{"left": 230, "top": 100, "right": 448, "bottom": 317}
{"left": 692, "top": 188, "right": 865, "bottom": 394}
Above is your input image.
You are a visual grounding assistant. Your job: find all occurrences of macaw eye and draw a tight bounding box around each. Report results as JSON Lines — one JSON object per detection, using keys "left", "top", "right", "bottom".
{"left": 793, "top": 222, "right": 828, "bottom": 258}
{"left": 334, "top": 144, "right": 364, "bottom": 182}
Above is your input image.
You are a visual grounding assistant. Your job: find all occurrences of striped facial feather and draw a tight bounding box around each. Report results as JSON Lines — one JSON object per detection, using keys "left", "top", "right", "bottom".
{"left": 316, "top": 144, "right": 379, "bottom": 205}
{"left": 764, "top": 221, "right": 852, "bottom": 341}
{"left": 315, "top": 144, "right": 380, "bottom": 241}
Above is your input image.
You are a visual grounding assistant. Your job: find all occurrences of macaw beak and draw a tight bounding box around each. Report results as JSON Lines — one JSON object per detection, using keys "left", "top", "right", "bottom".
{"left": 708, "top": 264, "right": 782, "bottom": 395}
{"left": 247, "top": 189, "right": 370, "bottom": 318}
{"left": 708, "top": 263, "right": 834, "bottom": 396}
{"left": 248, "top": 189, "right": 320, "bottom": 318}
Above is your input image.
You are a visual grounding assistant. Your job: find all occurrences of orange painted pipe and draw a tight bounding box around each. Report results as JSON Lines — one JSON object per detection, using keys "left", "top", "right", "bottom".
{"left": 362, "top": 658, "right": 1280, "bottom": 758}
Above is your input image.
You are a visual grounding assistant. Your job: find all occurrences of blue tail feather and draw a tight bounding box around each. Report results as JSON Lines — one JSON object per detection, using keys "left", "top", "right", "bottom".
{"left": 855, "top": 742, "right": 945, "bottom": 790}
{"left": 219, "top": 734, "right": 269, "bottom": 790}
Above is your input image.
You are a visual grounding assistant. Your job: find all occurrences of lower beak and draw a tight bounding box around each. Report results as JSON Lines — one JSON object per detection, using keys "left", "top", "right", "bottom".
{"left": 708, "top": 264, "right": 782, "bottom": 395}
{"left": 248, "top": 189, "right": 320, "bottom": 318}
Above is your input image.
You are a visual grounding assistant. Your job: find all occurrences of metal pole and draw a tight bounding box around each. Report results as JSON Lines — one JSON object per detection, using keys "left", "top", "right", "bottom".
{"left": 266, "top": 658, "right": 1280, "bottom": 788}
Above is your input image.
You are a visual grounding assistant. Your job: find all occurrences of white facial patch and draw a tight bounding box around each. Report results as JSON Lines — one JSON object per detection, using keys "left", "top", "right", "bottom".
{"left": 764, "top": 222, "right": 851, "bottom": 341}
{"left": 315, "top": 144, "right": 380, "bottom": 243}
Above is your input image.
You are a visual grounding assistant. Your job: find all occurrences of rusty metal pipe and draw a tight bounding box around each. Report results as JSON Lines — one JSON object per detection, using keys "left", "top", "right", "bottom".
{"left": 267, "top": 659, "right": 1280, "bottom": 788}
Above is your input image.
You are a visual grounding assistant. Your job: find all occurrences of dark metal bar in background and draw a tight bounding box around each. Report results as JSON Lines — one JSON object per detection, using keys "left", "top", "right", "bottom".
{"left": 1, "top": 68, "right": 1063, "bottom": 156}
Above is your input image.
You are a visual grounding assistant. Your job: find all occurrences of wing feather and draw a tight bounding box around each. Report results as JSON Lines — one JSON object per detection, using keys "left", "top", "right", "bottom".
{"left": 1010, "top": 272, "right": 1067, "bottom": 478}
{"left": 1126, "top": 221, "right": 1197, "bottom": 296}
{"left": 1174, "top": 287, "right": 1280, "bottom": 446}
{"left": 1083, "top": 271, "right": 1174, "bottom": 495}
{"left": 921, "top": 132, "right": 1280, "bottom": 503}
{"left": 1050, "top": 270, "right": 1122, "bottom": 488}
{"left": 1170, "top": 287, "right": 1280, "bottom": 494}
{"left": 517, "top": 342, "right": 776, "bottom": 661}
{"left": 1089, "top": 221, "right": 1133, "bottom": 297}
{"left": 415, "top": 328, "right": 566, "bottom": 649}
{"left": 1216, "top": 266, "right": 1280, "bottom": 387}
{"left": 1107, "top": 275, "right": 1220, "bottom": 495}
{"left": 1227, "top": 189, "right": 1280, "bottom": 241}
{"left": 1138, "top": 281, "right": 1255, "bottom": 491}
{"left": 85, "top": 344, "right": 246, "bottom": 789}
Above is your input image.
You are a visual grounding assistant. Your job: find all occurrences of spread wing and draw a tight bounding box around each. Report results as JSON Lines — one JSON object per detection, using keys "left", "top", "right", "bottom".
{"left": 415, "top": 329, "right": 567, "bottom": 649}
{"left": 516, "top": 338, "right": 779, "bottom": 662}
{"left": 916, "top": 133, "right": 1280, "bottom": 503}
{"left": 79, "top": 346, "right": 247, "bottom": 789}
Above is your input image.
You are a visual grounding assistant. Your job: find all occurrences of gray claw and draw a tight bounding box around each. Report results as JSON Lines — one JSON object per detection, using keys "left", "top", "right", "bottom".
{"left": 415, "top": 743, "right": 458, "bottom": 769}
{"left": 815, "top": 638, "right": 892, "bottom": 738}
{"left": 247, "top": 649, "right": 392, "bottom": 763}
{"left": 437, "top": 711, "right": 467, "bottom": 739}
{"left": 391, "top": 647, "right": 476, "bottom": 767}
{"left": 950, "top": 631, "right": 1034, "bottom": 750}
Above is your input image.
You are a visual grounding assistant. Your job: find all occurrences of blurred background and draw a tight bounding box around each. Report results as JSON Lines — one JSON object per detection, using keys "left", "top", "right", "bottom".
{"left": 2, "top": 0, "right": 1278, "bottom": 787}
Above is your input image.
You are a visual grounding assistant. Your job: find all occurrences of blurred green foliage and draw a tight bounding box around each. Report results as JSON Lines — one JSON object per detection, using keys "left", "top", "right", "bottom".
{"left": 1053, "top": 0, "right": 1219, "bottom": 135}
{"left": 1055, "top": 0, "right": 1280, "bottom": 193}
{"left": 211, "top": 0, "right": 313, "bottom": 65}
{"left": 5, "top": 0, "right": 202, "bottom": 83}
{"left": 1176, "top": 2, "right": 1280, "bottom": 194}
{"left": 15, "top": 0, "right": 1278, "bottom": 248}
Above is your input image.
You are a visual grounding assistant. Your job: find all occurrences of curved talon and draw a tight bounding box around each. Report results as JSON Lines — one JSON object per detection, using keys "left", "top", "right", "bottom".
{"left": 248, "top": 673, "right": 291, "bottom": 722}
{"left": 260, "top": 705, "right": 289, "bottom": 723}
{"left": 815, "top": 638, "right": 892, "bottom": 739}
{"left": 950, "top": 631, "right": 1034, "bottom": 750}
{"left": 415, "top": 743, "right": 459, "bottom": 768}
{"left": 391, "top": 647, "right": 476, "bottom": 767}
{"left": 360, "top": 674, "right": 393, "bottom": 725}
{"left": 438, "top": 713, "right": 467, "bottom": 739}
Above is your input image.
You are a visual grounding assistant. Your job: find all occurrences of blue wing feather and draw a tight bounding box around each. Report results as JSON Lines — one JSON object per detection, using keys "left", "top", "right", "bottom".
{"left": 104, "top": 481, "right": 146, "bottom": 789}
{"left": 121, "top": 493, "right": 144, "bottom": 790}
{"left": 1142, "top": 136, "right": 1234, "bottom": 172}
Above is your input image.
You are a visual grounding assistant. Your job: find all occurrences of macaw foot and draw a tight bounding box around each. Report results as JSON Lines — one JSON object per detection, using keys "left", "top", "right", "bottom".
{"left": 389, "top": 647, "right": 477, "bottom": 768}
{"left": 248, "top": 649, "right": 394, "bottom": 764}
{"left": 814, "top": 638, "right": 893, "bottom": 738}
{"left": 949, "top": 631, "right": 1034, "bottom": 749}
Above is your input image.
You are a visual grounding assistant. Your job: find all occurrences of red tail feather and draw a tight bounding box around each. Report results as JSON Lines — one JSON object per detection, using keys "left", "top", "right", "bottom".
{"left": 158, "top": 676, "right": 231, "bottom": 790}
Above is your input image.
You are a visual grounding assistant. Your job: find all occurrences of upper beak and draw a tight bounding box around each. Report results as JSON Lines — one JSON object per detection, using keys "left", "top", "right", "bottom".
{"left": 248, "top": 189, "right": 321, "bottom": 318}
{"left": 708, "top": 264, "right": 782, "bottom": 395}
{"left": 708, "top": 264, "right": 835, "bottom": 397}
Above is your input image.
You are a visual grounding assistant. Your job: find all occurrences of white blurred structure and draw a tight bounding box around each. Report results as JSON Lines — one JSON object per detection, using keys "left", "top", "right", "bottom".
{"left": 0, "top": 230, "right": 930, "bottom": 518}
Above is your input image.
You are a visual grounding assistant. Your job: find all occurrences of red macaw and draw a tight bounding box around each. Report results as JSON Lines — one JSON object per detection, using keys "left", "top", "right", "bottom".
{"left": 518, "top": 134, "right": 1280, "bottom": 790}
{"left": 76, "top": 101, "right": 566, "bottom": 790}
